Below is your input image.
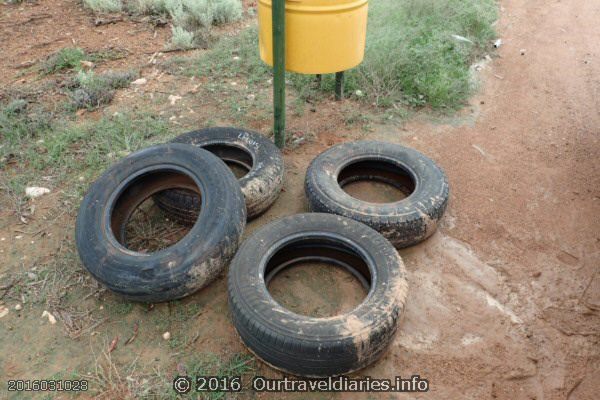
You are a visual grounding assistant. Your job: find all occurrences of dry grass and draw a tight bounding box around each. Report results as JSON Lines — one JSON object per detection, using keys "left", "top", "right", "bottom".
{"left": 124, "top": 199, "right": 190, "bottom": 253}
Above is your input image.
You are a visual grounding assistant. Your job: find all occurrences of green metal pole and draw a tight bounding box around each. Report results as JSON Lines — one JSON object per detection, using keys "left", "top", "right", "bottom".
{"left": 335, "top": 71, "right": 345, "bottom": 100}
{"left": 272, "top": 0, "right": 286, "bottom": 148}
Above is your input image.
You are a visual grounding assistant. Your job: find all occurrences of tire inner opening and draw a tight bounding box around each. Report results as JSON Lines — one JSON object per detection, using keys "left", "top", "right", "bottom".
{"left": 337, "top": 159, "right": 416, "bottom": 203}
{"left": 203, "top": 144, "right": 253, "bottom": 179}
{"left": 111, "top": 170, "right": 199, "bottom": 253}
{"left": 265, "top": 237, "right": 371, "bottom": 318}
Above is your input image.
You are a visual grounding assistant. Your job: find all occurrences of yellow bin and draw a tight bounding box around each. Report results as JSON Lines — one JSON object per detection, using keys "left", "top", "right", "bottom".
{"left": 258, "top": 0, "right": 369, "bottom": 74}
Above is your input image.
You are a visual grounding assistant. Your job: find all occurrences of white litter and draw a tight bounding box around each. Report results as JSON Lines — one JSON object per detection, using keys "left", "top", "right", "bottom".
{"left": 42, "top": 310, "right": 57, "bottom": 324}
{"left": 452, "top": 34, "right": 473, "bottom": 44}
{"left": 25, "top": 187, "right": 50, "bottom": 198}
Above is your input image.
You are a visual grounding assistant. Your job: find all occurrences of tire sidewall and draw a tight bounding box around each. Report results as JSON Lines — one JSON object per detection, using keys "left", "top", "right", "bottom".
{"left": 76, "top": 143, "right": 246, "bottom": 302}
{"left": 228, "top": 213, "right": 408, "bottom": 376}
{"left": 305, "top": 141, "right": 449, "bottom": 247}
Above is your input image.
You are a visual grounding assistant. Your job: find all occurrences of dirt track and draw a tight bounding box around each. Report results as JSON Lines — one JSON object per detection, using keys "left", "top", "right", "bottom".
{"left": 367, "top": 0, "right": 600, "bottom": 397}
{"left": 0, "top": 0, "right": 598, "bottom": 398}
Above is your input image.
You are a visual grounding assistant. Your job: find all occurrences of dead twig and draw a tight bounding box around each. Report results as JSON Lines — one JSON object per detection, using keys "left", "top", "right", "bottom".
{"left": 124, "top": 322, "right": 139, "bottom": 345}
{"left": 580, "top": 269, "right": 600, "bottom": 311}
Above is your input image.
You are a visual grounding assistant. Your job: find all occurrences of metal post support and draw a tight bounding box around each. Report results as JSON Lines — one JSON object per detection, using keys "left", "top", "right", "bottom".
{"left": 273, "top": 0, "right": 286, "bottom": 148}
{"left": 335, "top": 71, "right": 345, "bottom": 100}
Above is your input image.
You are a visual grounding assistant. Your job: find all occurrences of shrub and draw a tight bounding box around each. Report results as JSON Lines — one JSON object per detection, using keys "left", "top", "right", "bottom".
{"left": 42, "top": 48, "right": 87, "bottom": 74}
{"left": 169, "top": 26, "right": 196, "bottom": 50}
{"left": 212, "top": 0, "right": 242, "bottom": 25}
{"left": 83, "top": 0, "right": 123, "bottom": 13}
{"left": 69, "top": 70, "right": 136, "bottom": 109}
{"left": 128, "top": 0, "right": 168, "bottom": 14}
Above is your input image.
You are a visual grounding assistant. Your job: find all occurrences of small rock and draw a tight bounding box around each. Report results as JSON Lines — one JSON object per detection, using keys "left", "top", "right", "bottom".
{"left": 162, "top": 331, "right": 171, "bottom": 340}
{"left": 168, "top": 95, "right": 182, "bottom": 105}
{"left": 520, "top": 49, "right": 527, "bottom": 55}
{"left": 233, "top": 56, "right": 240, "bottom": 61}
{"left": 355, "top": 90, "right": 364, "bottom": 97}
{"left": 78, "top": 176, "right": 85, "bottom": 182}
{"left": 132, "top": 78, "right": 147, "bottom": 85}
{"left": 27, "top": 272, "right": 37, "bottom": 280}
{"left": 15, "top": 235, "right": 23, "bottom": 240}
{"left": 15, "top": 304, "right": 22, "bottom": 311}
{"left": 41, "top": 310, "right": 57, "bottom": 324}
{"left": 0, "top": 306, "right": 9, "bottom": 319}
{"left": 25, "top": 187, "right": 51, "bottom": 198}
{"left": 493, "top": 39, "right": 503, "bottom": 48}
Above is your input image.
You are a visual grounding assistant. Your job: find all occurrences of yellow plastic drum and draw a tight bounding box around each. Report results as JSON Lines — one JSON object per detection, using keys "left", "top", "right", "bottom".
{"left": 258, "top": 0, "right": 368, "bottom": 74}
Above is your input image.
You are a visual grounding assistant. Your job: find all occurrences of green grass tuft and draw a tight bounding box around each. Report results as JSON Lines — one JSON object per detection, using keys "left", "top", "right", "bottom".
{"left": 39, "top": 111, "right": 168, "bottom": 172}
{"left": 41, "top": 47, "right": 87, "bottom": 75}
{"left": 350, "top": 0, "right": 498, "bottom": 109}
{"left": 0, "top": 100, "right": 53, "bottom": 168}
{"left": 194, "top": 27, "right": 269, "bottom": 82}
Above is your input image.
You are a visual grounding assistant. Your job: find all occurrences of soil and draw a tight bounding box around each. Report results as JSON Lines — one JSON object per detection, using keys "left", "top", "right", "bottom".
{"left": 1, "top": 0, "right": 599, "bottom": 399}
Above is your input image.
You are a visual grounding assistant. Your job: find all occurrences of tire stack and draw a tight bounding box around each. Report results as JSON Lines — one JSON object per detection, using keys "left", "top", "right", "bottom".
{"left": 76, "top": 128, "right": 448, "bottom": 377}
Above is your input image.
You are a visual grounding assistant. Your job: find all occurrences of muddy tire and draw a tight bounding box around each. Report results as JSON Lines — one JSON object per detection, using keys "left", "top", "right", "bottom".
{"left": 305, "top": 141, "right": 449, "bottom": 248}
{"left": 75, "top": 143, "right": 246, "bottom": 303}
{"left": 153, "top": 127, "right": 284, "bottom": 222}
{"left": 228, "top": 213, "right": 408, "bottom": 377}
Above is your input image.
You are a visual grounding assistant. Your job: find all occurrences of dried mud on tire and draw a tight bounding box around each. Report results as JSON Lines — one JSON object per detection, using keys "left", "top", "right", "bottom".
{"left": 305, "top": 141, "right": 449, "bottom": 248}
{"left": 228, "top": 213, "right": 408, "bottom": 377}
{"left": 75, "top": 143, "right": 246, "bottom": 303}
{"left": 153, "top": 127, "right": 285, "bottom": 222}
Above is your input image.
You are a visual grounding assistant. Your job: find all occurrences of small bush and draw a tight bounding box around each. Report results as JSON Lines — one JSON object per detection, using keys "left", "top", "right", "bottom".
{"left": 69, "top": 70, "right": 136, "bottom": 109}
{"left": 182, "top": 0, "right": 213, "bottom": 27}
{"left": 83, "top": 0, "right": 123, "bottom": 13}
{"left": 169, "top": 26, "right": 196, "bottom": 50}
{"left": 128, "top": 0, "right": 167, "bottom": 14}
{"left": 102, "top": 70, "right": 138, "bottom": 88}
{"left": 212, "top": 0, "right": 242, "bottom": 24}
{"left": 42, "top": 48, "right": 87, "bottom": 74}
{"left": 163, "top": 0, "right": 242, "bottom": 29}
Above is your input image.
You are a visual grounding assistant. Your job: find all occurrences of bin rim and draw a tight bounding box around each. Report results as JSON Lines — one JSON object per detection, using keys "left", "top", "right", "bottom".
{"left": 258, "top": 0, "right": 368, "bottom": 13}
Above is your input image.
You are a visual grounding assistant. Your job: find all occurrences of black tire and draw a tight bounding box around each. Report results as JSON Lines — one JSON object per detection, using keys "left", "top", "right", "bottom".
{"left": 228, "top": 213, "right": 408, "bottom": 377}
{"left": 153, "top": 127, "right": 284, "bottom": 222}
{"left": 305, "top": 141, "right": 449, "bottom": 248}
{"left": 76, "top": 143, "right": 246, "bottom": 303}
